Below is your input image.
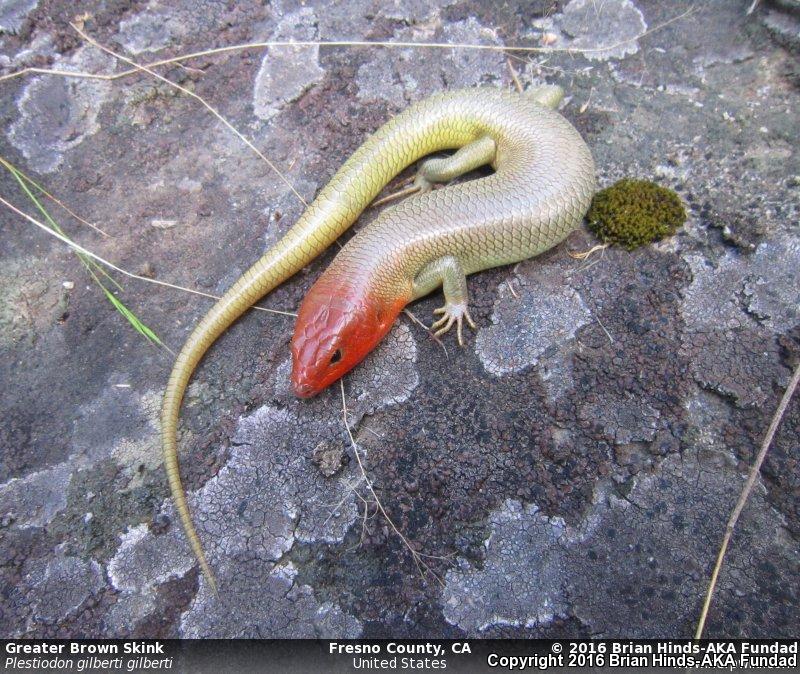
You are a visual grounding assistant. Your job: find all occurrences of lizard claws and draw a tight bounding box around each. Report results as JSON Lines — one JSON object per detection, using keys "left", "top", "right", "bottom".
{"left": 431, "top": 302, "right": 476, "bottom": 346}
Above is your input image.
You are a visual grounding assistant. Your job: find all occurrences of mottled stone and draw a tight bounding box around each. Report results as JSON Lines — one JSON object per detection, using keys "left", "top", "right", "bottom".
{"left": 443, "top": 448, "right": 800, "bottom": 637}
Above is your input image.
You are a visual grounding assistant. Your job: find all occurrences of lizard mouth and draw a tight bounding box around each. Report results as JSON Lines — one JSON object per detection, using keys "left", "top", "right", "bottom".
{"left": 292, "top": 379, "right": 318, "bottom": 398}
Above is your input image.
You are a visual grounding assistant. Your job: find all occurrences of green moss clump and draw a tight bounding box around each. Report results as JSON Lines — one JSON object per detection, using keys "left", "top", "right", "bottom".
{"left": 587, "top": 178, "right": 686, "bottom": 250}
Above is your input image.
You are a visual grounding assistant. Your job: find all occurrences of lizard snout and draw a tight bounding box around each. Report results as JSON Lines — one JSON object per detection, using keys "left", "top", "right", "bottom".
{"left": 292, "top": 379, "right": 317, "bottom": 398}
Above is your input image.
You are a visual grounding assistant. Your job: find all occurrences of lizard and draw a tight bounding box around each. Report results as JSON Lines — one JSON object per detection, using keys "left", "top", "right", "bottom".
{"left": 161, "top": 85, "right": 596, "bottom": 592}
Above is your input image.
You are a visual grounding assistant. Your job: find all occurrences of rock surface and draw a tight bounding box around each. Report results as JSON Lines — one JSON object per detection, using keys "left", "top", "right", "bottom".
{"left": 1, "top": 0, "right": 798, "bottom": 638}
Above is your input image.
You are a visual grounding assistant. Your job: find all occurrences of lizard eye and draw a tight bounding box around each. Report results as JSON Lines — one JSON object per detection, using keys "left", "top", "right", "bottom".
{"left": 330, "top": 348, "right": 343, "bottom": 365}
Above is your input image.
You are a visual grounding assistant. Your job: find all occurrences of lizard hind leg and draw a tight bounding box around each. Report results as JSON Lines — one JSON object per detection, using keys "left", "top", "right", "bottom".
{"left": 374, "top": 136, "right": 497, "bottom": 207}
{"left": 524, "top": 84, "right": 565, "bottom": 110}
{"left": 413, "top": 136, "right": 497, "bottom": 193}
{"left": 413, "top": 256, "right": 476, "bottom": 346}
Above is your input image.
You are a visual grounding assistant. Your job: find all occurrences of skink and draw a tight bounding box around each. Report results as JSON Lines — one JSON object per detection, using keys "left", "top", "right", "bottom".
{"left": 161, "top": 85, "right": 596, "bottom": 592}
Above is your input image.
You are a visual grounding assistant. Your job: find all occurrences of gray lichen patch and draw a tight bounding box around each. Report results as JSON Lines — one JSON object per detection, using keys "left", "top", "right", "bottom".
{"left": 313, "top": 0, "right": 456, "bottom": 41}
{"left": 443, "top": 500, "right": 568, "bottom": 634}
{"left": 681, "top": 254, "right": 750, "bottom": 333}
{"left": 24, "top": 548, "right": 105, "bottom": 626}
{"left": 356, "top": 18, "right": 505, "bottom": 108}
{"left": 181, "top": 560, "right": 361, "bottom": 638}
{"left": 443, "top": 447, "right": 800, "bottom": 637}
{"left": 682, "top": 235, "right": 800, "bottom": 335}
{"left": 680, "top": 247, "right": 794, "bottom": 407}
{"left": 342, "top": 321, "right": 419, "bottom": 415}
{"left": 105, "top": 590, "right": 158, "bottom": 634}
{"left": 7, "top": 47, "right": 114, "bottom": 173}
{"left": 742, "top": 234, "right": 800, "bottom": 332}
{"left": 108, "top": 524, "right": 194, "bottom": 594}
{"left": 475, "top": 255, "right": 591, "bottom": 377}
{"left": 0, "top": 461, "right": 72, "bottom": 529}
{"left": 0, "top": 0, "right": 37, "bottom": 35}
{"left": 557, "top": 0, "right": 647, "bottom": 62}
{"left": 252, "top": 7, "right": 325, "bottom": 121}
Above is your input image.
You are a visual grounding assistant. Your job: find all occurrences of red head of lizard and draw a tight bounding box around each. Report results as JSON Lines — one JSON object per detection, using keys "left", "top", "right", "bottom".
{"left": 290, "top": 278, "right": 406, "bottom": 397}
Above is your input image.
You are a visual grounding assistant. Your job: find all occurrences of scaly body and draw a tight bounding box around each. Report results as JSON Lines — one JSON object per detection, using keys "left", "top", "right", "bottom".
{"left": 161, "top": 86, "right": 595, "bottom": 591}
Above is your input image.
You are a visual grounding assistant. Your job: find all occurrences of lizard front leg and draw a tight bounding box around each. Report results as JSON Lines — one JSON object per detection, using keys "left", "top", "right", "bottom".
{"left": 412, "top": 256, "right": 476, "bottom": 346}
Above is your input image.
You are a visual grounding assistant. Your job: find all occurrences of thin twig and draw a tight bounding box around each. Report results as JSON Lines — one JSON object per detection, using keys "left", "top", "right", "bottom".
{"left": 0, "top": 195, "right": 296, "bottom": 317}
{"left": 506, "top": 278, "right": 520, "bottom": 299}
{"left": 579, "top": 86, "right": 594, "bottom": 114}
{"left": 595, "top": 314, "right": 614, "bottom": 344}
{"left": 695, "top": 362, "right": 800, "bottom": 639}
{"left": 68, "top": 22, "right": 307, "bottom": 208}
{"left": 507, "top": 57, "right": 524, "bottom": 93}
{"left": 403, "top": 308, "right": 449, "bottom": 358}
{"left": 340, "top": 380, "right": 447, "bottom": 584}
{"left": 568, "top": 242, "right": 608, "bottom": 260}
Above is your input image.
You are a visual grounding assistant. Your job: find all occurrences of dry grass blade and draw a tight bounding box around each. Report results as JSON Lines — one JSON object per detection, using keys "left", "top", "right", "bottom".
{"left": 1, "top": 161, "right": 167, "bottom": 350}
{"left": 371, "top": 184, "right": 422, "bottom": 208}
{"left": 0, "top": 195, "right": 296, "bottom": 317}
{"left": 0, "top": 157, "right": 109, "bottom": 237}
{"left": 506, "top": 57, "right": 524, "bottom": 93}
{"left": 694, "top": 361, "right": 800, "bottom": 639}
